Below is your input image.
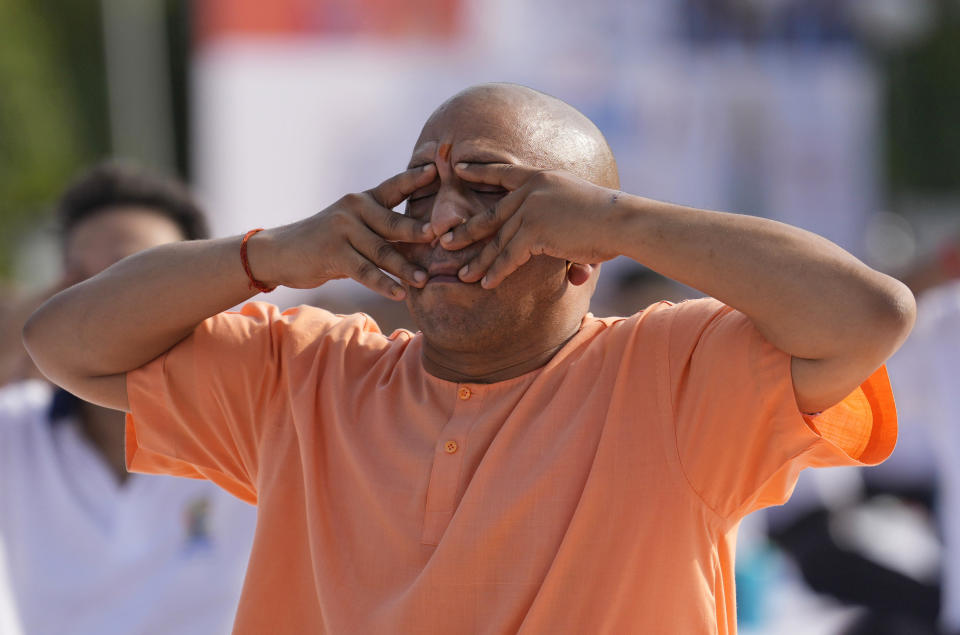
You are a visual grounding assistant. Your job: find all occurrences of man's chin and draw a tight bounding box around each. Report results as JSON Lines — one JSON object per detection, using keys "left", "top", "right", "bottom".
{"left": 408, "top": 278, "right": 484, "bottom": 304}
{"left": 406, "top": 288, "right": 498, "bottom": 335}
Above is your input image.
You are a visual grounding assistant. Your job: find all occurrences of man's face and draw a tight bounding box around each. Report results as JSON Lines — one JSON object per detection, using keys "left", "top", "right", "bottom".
{"left": 397, "top": 96, "right": 571, "bottom": 351}
{"left": 64, "top": 206, "right": 185, "bottom": 284}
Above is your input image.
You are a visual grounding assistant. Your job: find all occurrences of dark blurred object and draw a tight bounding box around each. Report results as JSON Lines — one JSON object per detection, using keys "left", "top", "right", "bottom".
{"left": 678, "top": 0, "right": 856, "bottom": 45}
{"left": 883, "top": 1, "right": 960, "bottom": 197}
{"left": 0, "top": 0, "right": 99, "bottom": 279}
{"left": 769, "top": 491, "right": 942, "bottom": 634}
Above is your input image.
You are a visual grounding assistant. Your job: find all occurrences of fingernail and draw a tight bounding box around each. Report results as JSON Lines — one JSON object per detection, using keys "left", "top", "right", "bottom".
{"left": 422, "top": 164, "right": 433, "bottom": 171}
{"left": 422, "top": 223, "right": 433, "bottom": 235}
{"left": 480, "top": 275, "right": 489, "bottom": 288}
{"left": 392, "top": 286, "right": 405, "bottom": 298}
{"left": 440, "top": 232, "right": 453, "bottom": 244}
{"left": 413, "top": 270, "right": 426, "bottom": 283}
{"left": 458, "top": 265, "right": 468, "bottom": 278}
{"left": 455, "top": 162, "right": 468, "bottom": 169}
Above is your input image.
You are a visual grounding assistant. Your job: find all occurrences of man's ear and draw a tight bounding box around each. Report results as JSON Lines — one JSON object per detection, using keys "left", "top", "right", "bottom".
{"left": 566, "top": 263, "right": 594, "bottom": 286}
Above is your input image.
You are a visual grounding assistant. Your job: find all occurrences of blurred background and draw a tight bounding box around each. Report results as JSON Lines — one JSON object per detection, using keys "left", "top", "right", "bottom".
{"left": 1, "top": 0, "right": 958, "bottom": 633}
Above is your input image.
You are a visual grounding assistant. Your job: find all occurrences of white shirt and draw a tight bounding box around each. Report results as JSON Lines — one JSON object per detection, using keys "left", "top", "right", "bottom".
{"left": 0, "top": 381, "right": 256, "bottom": 635}
{"left": 0, "top": 528, "right": 21, "bottom": 635}
{"left": 887, "top": 280, "right": 960, "bottom": 631}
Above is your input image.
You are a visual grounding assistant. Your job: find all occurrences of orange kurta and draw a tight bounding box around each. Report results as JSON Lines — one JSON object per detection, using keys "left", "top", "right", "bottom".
{"left": 125, "top": 298, "right": 896, "bottom": 634}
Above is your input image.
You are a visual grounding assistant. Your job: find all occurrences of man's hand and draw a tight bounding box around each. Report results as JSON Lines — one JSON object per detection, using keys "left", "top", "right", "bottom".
{"left": 256, "top": 165, "right": 437, "bottom": 299}
{"left": 22, "top": 164, "right": 440, "bottom": 410}
{"left": 438, "top": 163, "right": 622, "bottom": 288}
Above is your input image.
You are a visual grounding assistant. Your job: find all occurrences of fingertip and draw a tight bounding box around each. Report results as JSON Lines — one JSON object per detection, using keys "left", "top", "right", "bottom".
{"left": 411, "top": 163, "right": 435, "bottom": 186}
{"left": 567, "top": 263, "right": 593, "bottom": 286}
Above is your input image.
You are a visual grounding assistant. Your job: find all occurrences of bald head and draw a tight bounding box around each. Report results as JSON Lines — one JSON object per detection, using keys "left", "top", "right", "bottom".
{"left": 422, "top": 83, "right": 619, "bottom": 189}
{"left": 400, "top": 83, "right": 614, "bottom": 357}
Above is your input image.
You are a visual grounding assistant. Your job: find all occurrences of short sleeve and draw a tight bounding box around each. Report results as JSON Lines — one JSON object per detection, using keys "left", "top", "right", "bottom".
{"left": 664, "top": 298, "right": 896, "bottom": 522}
{"left": 125, "top": 302, "right": 345, "bottom": 504}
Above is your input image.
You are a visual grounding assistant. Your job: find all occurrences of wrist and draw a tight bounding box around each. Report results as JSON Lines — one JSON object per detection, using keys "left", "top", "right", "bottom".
{"left": 243, "top": 228, "right": 282, "bottom": 291}
{"left": 605, "top": 191, "right": 653, "bottom": 259}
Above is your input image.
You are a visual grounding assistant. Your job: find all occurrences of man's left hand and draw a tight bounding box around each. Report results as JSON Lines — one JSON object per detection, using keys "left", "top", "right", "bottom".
{"left": 440, "top": 163, "right": 622, "bottom": 288}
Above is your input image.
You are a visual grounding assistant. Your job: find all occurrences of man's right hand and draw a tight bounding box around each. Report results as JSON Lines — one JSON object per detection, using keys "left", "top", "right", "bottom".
{"left": 249, "top": 165, "right": 437, "bottom": 299}
{"left": 22, "top": 164, "right": 439, "bottom": 411}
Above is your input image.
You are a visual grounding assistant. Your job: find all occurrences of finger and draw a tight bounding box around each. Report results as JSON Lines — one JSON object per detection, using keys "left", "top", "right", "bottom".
{"left": 360, "top": 198, "right": 434, "bottom": 244}
{"left": 350, "top": 226, "right": 427, "bottom": 287}
{"left": 369, "top": 164, "right": 437, "bottom": 210}
{"left": 480, "top": 230, "right": 534, "bottom": 289}
{"left": 344, "top": 248, "right": 408, "bottom": 300}
{"left": 439, "top": 188, "right": 527, "bottom": 250}
{"left": 458, "top": 214, "right": 523, "bottom": 283}
{"left": 454, "top": 162, "right": 541, "bottom": 191}
{"left": 568, "top": 263, "right": 593, "bottom": 286}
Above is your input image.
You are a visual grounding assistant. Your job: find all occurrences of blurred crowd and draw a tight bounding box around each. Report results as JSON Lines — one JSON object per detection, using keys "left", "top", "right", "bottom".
{"left": 2, "top": 0, "right": 958, "bottom": 633}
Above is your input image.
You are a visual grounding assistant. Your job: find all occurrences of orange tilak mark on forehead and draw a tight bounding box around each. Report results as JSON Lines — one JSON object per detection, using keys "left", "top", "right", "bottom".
{"left": 438, "top": 143, "right": 452, "bottom": 162}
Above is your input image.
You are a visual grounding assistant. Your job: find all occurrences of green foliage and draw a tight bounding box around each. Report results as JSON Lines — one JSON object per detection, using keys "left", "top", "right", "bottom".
{"left": 883, "top": 3, "right": 960, "bottom": 196}
{"left": 0, "top": 0, "right": 190, "bottom": 281}
{"left": 0, "top": 0, "right": 90, "bottom": 278}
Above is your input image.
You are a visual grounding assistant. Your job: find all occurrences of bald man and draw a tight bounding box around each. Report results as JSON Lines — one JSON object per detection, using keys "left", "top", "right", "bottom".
{"left": 24, "top": 84, "right": 913, "bottom": 633}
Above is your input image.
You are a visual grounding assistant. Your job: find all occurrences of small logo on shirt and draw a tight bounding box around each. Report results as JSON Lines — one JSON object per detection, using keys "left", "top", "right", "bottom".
{"left": 182, "top": 497, "right": 212, "bottom": 554}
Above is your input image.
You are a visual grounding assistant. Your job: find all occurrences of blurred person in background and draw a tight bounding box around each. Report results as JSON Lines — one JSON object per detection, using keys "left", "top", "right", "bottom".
{"left": 0, "top": 286, "right": 52, "bottom": 387}
{"left": 22, "top": 83, "right": 912, "bottom": 633}
{"left": 884, "top": 238, "right": 960, "bottom": 635}
{"left": 0, "top": 161, "right": 256, "bottom": 635}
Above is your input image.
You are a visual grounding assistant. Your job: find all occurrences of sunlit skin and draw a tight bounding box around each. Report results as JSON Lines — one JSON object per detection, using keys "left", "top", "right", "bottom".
{"left": 23, "top": 82, "right": 915, "bottom": 418}
{"left": 397, "top": 85, "right": 617, "bottom": 381}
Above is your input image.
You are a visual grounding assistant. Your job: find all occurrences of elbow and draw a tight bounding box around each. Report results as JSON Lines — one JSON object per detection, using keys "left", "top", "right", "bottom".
{"left": 21, "top": 306, "right": 47, "bottom": 371}
{"left": 21, "top": 298, "right": 65, "bottom": 380}
{"left": 873, "top": 276, "right": 917, "bottom": 355}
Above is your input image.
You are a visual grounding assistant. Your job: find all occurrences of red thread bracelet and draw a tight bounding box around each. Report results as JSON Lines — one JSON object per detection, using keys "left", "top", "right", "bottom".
{"left": 240, "top": 229, "right": 276, "bottom": 293}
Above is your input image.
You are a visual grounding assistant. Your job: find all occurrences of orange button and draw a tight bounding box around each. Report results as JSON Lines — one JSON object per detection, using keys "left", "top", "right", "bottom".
{"left": 457, "top": 386, "right": 471, "bottom": 400}
{"left": 444, "top": 440, "right": 459, "bottom": 454}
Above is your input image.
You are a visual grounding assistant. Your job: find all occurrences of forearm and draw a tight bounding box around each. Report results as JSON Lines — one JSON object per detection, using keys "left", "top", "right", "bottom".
{"left": 612, "top": 195, "right": 915, "bottom": 364}
{"left": 22, "top": 164, "right": 439, "bottom": 410}
{"left": 447, "top": 162, "right": 915, "bottom": 412}
{"left": 23, "top": 235, "right": 257, "bottom": 397}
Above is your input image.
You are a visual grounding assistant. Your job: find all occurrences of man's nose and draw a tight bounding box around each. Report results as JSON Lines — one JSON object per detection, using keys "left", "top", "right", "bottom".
{"left": 428, "top": 185, "right": 473, "bottom": 239}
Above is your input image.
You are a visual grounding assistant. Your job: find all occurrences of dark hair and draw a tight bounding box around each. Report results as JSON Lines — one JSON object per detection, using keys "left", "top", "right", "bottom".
{"left": 56, "top": 160, "right": 210, "bottom": 241}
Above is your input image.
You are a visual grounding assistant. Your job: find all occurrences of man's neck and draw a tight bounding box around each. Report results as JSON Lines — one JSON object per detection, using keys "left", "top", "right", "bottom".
{"left": 77, "top": 401, "right": 130, "bottom": 484}
{"left": 420, "top": 319, "right": 583, "bottom": 384}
